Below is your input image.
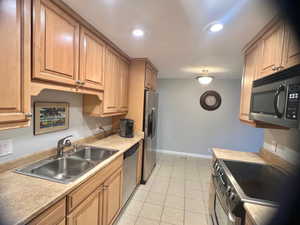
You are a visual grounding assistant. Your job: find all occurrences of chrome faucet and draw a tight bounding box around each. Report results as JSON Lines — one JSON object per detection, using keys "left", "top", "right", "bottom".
{"left": 57, "top": 135, "right": 73, "bottom": 158}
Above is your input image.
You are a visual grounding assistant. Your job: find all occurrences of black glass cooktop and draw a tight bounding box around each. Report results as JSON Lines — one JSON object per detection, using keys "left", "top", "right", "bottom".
{"left": 223, "top": 160, "right": 287, "bottom": 203}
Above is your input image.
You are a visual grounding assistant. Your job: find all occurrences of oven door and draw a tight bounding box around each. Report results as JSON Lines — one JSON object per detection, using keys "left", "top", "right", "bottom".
{"left": 211, "top": 188, "right": 241, "bottom": 225}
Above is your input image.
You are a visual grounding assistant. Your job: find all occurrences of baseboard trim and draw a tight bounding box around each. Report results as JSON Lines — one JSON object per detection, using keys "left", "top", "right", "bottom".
{"left": 157, "top": 149, "right": 212, "bottom": 159}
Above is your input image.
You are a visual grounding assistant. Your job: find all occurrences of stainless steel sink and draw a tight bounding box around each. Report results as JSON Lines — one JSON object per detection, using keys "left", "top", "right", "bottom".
{"left": 15, "top": 146, "right": 117, "bottom": 184}
{"left": 71, "top": 146, "right": 117, "bottom": 163}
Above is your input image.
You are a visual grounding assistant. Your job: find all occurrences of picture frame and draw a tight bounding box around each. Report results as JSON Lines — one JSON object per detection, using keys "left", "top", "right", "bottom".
{"left": 34, "top": 102, "right": 69, "bottom": 135}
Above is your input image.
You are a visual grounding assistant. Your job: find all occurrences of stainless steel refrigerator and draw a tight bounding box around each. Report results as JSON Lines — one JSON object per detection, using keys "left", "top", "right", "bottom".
{"left": 142, "top": 90, "right": 158, "bottom": 183}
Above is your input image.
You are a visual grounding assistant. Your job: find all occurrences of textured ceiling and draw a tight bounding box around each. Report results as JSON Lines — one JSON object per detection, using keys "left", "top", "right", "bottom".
{"left": 62, "top": 0, "right": 277, "bottom": 79}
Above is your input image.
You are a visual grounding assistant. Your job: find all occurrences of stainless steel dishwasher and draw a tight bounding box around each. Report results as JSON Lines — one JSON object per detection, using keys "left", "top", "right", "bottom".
{"left": 122, "top": 142, "right": 139, "bottom": 206}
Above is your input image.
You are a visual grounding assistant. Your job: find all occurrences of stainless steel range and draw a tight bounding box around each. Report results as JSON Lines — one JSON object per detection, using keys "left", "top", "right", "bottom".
{"left": 209, "top": 159, "right": 287, "bottom": 225}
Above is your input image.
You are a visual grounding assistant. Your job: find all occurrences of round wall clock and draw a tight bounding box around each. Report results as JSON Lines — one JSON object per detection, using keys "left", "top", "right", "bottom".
{"left": 200, "top": 90, "right": 222, "bottom": 111}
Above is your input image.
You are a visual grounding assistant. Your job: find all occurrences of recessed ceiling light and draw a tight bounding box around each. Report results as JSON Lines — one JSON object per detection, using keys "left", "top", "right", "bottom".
{"left": 209, "top": 23, "right": 223, "bottom": 32}
{"left": 196, "top": 76, "right": 214, "bottom": 85}
{"left": 132, "top": 29, "right": 144, "bottom": 37}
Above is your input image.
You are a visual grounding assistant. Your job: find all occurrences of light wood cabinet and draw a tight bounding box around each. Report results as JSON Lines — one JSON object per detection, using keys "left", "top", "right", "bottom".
{"left": 282, "top": 27, "right": 300, "bottom": 69}
{"left": 103, "top": 48, "right": 120, "bottom": 114}
{"left": 79, "top": 27, "right": 105, "bottom": 91}
{"left": 28, "top": 198, "right": 66, "bottom": 225}
{"left": 0, "top": 0, "right": 31, "bottom": 131}
{"left": 83, "top": 48, "right": 129, "bottom": 117}
{"left": 67, "top": 190, "right": 102, "bottom": 225}
{"left": 32, "top": 0, "right": 80, "bottom": 86}
{"left": 103, "top": 168, "right": 123, "bottom": 225}
{"left": 118, "top": 59, "right": 129, "bottom": 112}
{"left": 259, "top": 21, "right": 285, "bottom": 78}
{"left": 240, "top": 44, "right": 260, "bottom": 123}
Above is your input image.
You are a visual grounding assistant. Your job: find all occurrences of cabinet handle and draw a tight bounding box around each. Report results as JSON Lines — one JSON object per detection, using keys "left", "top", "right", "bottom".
{"left": 25, "top": 113, "right": 33, "bottom": 118}
{"left": 75, "top": 80, "right": 81, "bottom": 85}
{"left": 277, "top": 66, "right": 284, "bottom": 71}
{"left": 81, "top": 81, "right": 86, "bottom": 85}
{"left": 272, "top": 66, "right": 277, "bottom": 71}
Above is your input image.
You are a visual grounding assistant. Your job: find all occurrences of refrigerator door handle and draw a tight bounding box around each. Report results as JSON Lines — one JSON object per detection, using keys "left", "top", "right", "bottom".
{"left": 147, "top": 113, "right": 153, "bottom": 138}
{"left": 151, "top": 108, "right": 156, "bottom": 139}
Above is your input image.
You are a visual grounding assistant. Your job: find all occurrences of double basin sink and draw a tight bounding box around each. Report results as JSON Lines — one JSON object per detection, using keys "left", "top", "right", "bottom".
{"left": 16, "top": 146, "right": 117, "bottom": 184}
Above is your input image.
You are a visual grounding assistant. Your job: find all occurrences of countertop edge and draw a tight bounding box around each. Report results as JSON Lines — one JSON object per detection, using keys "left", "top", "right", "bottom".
{"left": 0, "top": 134, "right": 143, "bottom": 225}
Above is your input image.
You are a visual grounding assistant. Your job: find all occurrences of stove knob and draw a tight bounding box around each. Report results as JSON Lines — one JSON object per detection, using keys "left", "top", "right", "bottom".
{"left": 229, "top": 192, "right": 236, "bottom": 201}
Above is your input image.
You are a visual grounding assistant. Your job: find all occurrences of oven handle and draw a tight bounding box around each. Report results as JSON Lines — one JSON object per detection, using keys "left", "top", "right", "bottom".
{"left": 273, "top": 85, "right": 285, "bottom": 118}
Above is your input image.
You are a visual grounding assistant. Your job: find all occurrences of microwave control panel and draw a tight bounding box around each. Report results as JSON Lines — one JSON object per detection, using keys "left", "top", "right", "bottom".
{"left": 286, "top": 84, "right": 300, "bottom": 120}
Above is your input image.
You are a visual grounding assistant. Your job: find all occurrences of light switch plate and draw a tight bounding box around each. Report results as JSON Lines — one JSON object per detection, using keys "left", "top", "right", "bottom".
{"left": 0, "top": 139, "right": 13, "bottom": 157}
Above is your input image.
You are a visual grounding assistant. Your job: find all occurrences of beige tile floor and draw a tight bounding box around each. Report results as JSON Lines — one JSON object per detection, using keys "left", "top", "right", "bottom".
{"left": 115, "top": 152, "right": 211, "bottom": 225}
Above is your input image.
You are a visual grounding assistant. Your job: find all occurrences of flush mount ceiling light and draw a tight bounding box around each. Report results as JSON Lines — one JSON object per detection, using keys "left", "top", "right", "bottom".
{"left": 132, "top": 29, "right": 144, "bottom": 37}
{"left": 195, "top": 69, "right": 214, "bottom": 85}
{"left": 197, "top": 76, "right": 214, "bottom": 85}
{"left": 209, "top": 22, "right": 224, "bottom": 33}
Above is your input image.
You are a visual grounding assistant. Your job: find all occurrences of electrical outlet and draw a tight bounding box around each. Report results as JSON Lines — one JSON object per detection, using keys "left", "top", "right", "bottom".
{"left": 0, "top": 139, "right": 13, "bottom": 157}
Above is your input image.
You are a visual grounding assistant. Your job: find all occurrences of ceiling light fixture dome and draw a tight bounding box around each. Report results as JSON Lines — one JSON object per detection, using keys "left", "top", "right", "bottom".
{"left": 195, "top": 69, "right": 214, "bottom": 85}
{"left": 209, "top": 22, "right": 224, "bottom": 33}
{"left": 132, "top": 29, "right": 144, "bottom": 37}
{"left": 197, "top": 76, "right": 214, "bottom": 85}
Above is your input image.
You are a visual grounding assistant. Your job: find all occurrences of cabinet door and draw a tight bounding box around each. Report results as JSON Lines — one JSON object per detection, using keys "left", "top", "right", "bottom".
{"left": 118, "top": 60, "right": 129, "bottom": 112}
{"left": 240, "top": 45, "right": 260, "bottom": 122}
{"left": 79, "top": 27, "right": 105, "bottom": 90}
{"left": 103, "top": 168, "right": 123, "bottom": 225}
{"left": 145, "top": 66, "right": 152, "bottom": 89}
{"left": 259, "top": 22, "right": 285, "bottom": 78}
{"left": 0, "top": 0, "right": 31, "bottom": 130}
{"left": 103, "top": 48, "right": 120, "bottom": 114}
{"left": 67, "top": 190, "right": 101, "bottom": 225}
{"left": 28, "top": 198, "right": 66, "bottom": 225}
{"left": 282, "top": 26, "right": 300, "bottom": 69}
{"left": 32, "top": 0, "right": 80, "bottom": 85}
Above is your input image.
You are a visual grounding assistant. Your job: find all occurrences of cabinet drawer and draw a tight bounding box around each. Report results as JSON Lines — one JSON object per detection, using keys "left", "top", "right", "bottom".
{"left": 28, "top": 198, "right": 66, "bottom": 225}
{"left": 67, "top": 156, "right": 123, "bottom": 213}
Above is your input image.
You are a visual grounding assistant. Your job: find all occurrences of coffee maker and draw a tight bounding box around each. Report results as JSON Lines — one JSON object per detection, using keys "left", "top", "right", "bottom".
{"left": 119, "top": 119, "right": 134, "bottom": 138}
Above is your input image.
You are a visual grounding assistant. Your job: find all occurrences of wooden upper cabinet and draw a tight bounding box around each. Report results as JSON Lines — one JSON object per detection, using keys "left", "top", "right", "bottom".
{"left": 103, "top": 48, "right": 120, "bottom": 114}
{"left": 32, "top": 0, "right": 80, "bottom": 85}
{"left": 79, "top": 27, "right": 105, "bottom": 90}
{"left": 0, "top": 0, "right": 31, "bottom": 130}
{"left": 282, "top": 26, "right": 300, "bottom": 69}
{"left": 67, "top": 190, "right": 101, "bottom": 225}
{"left": 103, "top": 168, "right": 123, "bottom": 225}
{"left": 118, "top": 59, "right": 129, "bottom": 112}
{"left": 240, "top": 44, "right": 260, "bottom": 122}
{"left": 259, "top": 21, "right": 285, "bottom": 78}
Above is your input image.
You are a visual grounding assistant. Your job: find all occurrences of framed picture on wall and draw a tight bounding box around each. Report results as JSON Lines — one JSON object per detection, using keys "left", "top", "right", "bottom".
{"left": 34, "top": 102, "right": 69, "bottom": 135}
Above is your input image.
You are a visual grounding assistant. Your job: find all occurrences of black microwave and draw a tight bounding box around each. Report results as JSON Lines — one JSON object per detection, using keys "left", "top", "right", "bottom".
{"left": 250, "top": 66, "right": 300, "bottom": 129}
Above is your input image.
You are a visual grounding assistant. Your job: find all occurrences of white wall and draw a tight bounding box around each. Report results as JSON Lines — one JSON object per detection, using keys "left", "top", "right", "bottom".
{"left": 157, "top": 78, "right": 264, "bottom": 156}
{"left": 0, "top": 90, "right": 111, "bottom": 164}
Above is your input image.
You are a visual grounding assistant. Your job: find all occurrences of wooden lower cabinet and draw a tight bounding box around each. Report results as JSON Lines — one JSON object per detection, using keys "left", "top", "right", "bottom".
{"left": 68, "top": 167, "right": 123, "bottom": 225}
{"left": 28, "top": 198, "right": 66, "bottom": 225}
{"left": 103, "top": 168, "right": 123, "bottom": 225}
{"left": 67, "top": 189, "right": 102, "bottom": 225}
